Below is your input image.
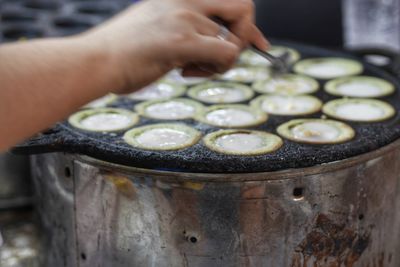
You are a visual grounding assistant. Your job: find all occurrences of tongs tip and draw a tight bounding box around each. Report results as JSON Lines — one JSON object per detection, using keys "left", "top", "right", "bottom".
{"left": 250, "top": 45, "right": 290, "bottom": 75}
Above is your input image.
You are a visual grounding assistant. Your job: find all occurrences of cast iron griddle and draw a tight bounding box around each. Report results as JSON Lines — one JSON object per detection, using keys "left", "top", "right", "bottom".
{"left": 13, "top": 40, "right": 400, "bottom": 173}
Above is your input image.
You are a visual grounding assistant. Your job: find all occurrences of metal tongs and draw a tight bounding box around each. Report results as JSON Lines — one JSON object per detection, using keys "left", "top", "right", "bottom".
{"left": 250, "top": 45, "right": 291, "bottom": 74}
{"left": 214, "top": 19, "right": 291, "bottom": 74}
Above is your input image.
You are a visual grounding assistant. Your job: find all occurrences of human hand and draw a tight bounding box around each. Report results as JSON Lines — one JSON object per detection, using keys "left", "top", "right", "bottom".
{"left": 81, "top": 0, "right": 268, "bottom": 94}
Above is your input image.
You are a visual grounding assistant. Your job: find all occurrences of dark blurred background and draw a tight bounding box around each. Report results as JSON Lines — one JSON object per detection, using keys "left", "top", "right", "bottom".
{"left": 256, "top": 0, "right": 343, "bottom": 47}
{"left": 255, "top": 0, "right": 400, "bottom": 51}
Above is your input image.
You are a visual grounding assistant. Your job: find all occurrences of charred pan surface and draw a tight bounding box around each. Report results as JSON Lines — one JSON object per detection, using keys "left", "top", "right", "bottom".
{"left": 291, "top": 214, "right": 370, "bottom": 267}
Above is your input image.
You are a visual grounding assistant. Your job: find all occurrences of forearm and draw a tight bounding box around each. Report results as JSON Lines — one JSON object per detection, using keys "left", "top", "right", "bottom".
{"left": 0, "top": 37, "right": 120, "bottom": 151}
{"left": 0, "top": 0, "right": 266, "bottom": 151}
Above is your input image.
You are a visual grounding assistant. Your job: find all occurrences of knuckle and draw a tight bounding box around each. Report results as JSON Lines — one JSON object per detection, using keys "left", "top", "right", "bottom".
{"left": 174, "top": 9, "right": 196, "bottom": 22}
{"left": 170, "top": 31, "right": 195, "bottom": 44}
{"left": 221, "top": 45, "right": 240, "bottom": 66}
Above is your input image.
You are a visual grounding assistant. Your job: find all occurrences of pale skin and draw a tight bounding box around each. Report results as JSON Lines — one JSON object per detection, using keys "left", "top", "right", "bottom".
{"left": 0, "top": 0, "right": 268, "bottom": 152}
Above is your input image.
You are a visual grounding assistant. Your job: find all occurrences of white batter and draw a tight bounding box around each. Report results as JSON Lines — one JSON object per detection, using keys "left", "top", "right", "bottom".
{"left": 261, "top": 96, "right": 319, "bottom": 115}
{"left": 145, "top": 101, "right": 196, "bottom": 120}
{"left": 222, "top": 67, "right": 270, "bottom": 82}
{"left": 334, "top": 103, "right": 385, "bottom": 121}
{"left": 336, "top": 82, "right": 383, "bottom": 97}
{"left": 292, "top": 122, "right": 340, "bottom": 143}
{"left": 130, "top": 83, "right": 176, "bottom": 100}
{"left": 197, "top": 87, "right": 245, "bottom": 103}
{"left": 205, "top": 109, "right": 256, "bottom": 127}
{"left": 262, "top": 78, "right": 315, "bottom": 95}
{"left": 304, "top": 63, "right": 349, "bottom": 79}
{"left": 215, "top": 133, "right": 264, "bottom": 153}
{"left": 80, "top": 113, "right": 133, "bottom": 131}
{"left": 135, "top": 128, "right": 191, "bottom": 149}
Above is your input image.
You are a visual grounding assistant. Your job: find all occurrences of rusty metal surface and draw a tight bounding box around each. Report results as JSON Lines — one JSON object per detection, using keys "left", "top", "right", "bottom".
{"left": 30, "top": 139, "right": 400, "bottom": 267}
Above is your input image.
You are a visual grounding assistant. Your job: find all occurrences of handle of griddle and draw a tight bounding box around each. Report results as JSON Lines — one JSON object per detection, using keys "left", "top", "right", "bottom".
{"left": 346, "top": 47, "right": 400, "bottom": 78}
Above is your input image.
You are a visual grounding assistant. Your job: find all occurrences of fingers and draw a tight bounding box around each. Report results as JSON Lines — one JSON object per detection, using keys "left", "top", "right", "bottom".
{"left": 181, "top": 64, "right": 215, "bottom": 77}
{"left": 176, "top": 35, "right": 240, "bottom": 73}
{"left": 195, "top": 0, "right": 269, "bottom": 50}
{"left": 230, "top": 20, "right": 269, "bottom": 51}
{"left": 251, "top": 25, "right": 270, "bottom": 50}
{"left": 198, "top": 0, "right": 255, "bottom": 23}
{"left": 181, "top": 10, "right": 243, "bottom": 49}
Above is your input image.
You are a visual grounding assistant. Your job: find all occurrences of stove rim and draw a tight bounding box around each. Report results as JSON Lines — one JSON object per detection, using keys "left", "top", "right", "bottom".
{"left": 62, "top": 138, "right": 400, "bottom": 183}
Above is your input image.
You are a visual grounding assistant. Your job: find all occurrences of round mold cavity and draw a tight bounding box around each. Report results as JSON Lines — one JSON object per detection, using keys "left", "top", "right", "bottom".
{"left": 294, "top": 57, "right": 363, "bottom": 80}
{"left": 68, "top": 108, "right": 139, "bottom": 133}
{"left": 250, "top": 95, "right": 322, "bottom": 116}
{"left": 188, "top": 82, "right": 254, "bottom": 104}
{"left": 219, "top": 66, "right": 271, "bottom": 83}
{"left": 324, "top": 76, "right": 395, "bottom": 98}
{"left": 364, "top": 54, "right": 391, "bottom": 67}
{"left": 135, "top": 98, "right": 204, "bottom": 120}
{"left": 277, "top": 119, "right": 355, "bottom": 145}
{"left": 203, "top": 129, "right": 283, "bottom": 156}
{"left": 24, "top": 0, "right": 59, "bottom": 11}
{"left": 252, "top": 74, "right": 319, "bottom": 95}
{"left": 128, "top": 81, "right": 186, "bottom": 101}
{"left": 195, "top": 104, "right": 268, "bottom": 128}
{"left": 1, "top": 10, "right": 37, "bottom": 22}
{"left": 322, "top": 98, "right": 396, "bottom": 123}
{"left": 123, "top": 123, "right": 202, "bottom": 151}
{"left": 76, "top": 2, "right": 117, "bottom": 16}
{"left": 2, "top": 25, "right": 44, "bottom": 40}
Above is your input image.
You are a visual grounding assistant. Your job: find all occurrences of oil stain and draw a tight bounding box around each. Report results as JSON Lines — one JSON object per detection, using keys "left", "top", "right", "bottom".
{"left": 104, "top": 175, "right": 136, "bottom": 199}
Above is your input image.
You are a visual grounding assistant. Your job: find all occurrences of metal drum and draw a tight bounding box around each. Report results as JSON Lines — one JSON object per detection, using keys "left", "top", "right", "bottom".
{"left": 31, "top": 142, "right": 400, "bottom": 267}
{"left": 0, "top": 153, "right": 32, "bottom": 209}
